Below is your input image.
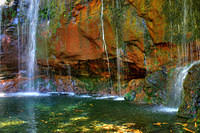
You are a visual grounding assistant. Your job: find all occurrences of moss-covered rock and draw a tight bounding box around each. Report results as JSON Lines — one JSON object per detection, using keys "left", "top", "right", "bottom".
{"left": 144, "top": 67, "right": 168, "bottom": 104}
{"left": 178, "top": 63, "right": 200, "bottom": 118}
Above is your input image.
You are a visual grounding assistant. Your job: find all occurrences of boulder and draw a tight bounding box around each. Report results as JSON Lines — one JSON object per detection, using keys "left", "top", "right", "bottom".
{"left": 178, "top": 63, "right": 200, "bottom": 118}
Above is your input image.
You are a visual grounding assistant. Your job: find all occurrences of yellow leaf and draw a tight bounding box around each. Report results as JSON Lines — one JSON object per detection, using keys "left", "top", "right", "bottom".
{"left": 153, "top": 122, "right": 162, "bottom": 126}
{"left": 89, "top": 104, "right": 94, "bottom": 107}
{"left": 183, "top": 127, "right": 195, "bottom": 133}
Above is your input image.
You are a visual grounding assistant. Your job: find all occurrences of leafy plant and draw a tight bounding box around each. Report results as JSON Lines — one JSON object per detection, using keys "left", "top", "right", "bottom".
{"left": 124, "top": 90, "right": 136, "bottom": 101}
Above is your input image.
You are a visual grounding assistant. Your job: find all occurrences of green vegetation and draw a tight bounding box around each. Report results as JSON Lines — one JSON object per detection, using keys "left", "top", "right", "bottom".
{"left": 107, "top": 0, "right": 128, "bottom": 49}
{"left": 39, "top": 0, "right": 66, "bottom": 34}
{"left": 124, "top": 90, "right": 136, "bottom": 101}
{"left": 163, "top": 0, "right": 200, "bottom": 44}
{"left": 76, "top": 76, "right": 110, "bottom": 93}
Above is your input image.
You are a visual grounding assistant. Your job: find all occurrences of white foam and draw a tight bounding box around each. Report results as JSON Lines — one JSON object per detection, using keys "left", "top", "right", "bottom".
{"left": 48, "top": 92, "right": 75, "bottom": 96}
{"left": 95, "top": 96, "right": 117, "bottom": 100}
{"left": 65, "top": 92, "right": 75, "bottom": 96}
{"left": 113, "top": 97, "right": 125, "bottom": 101}
{"left": 3, "top": 92, "right": 50, "bottom": 97}
{"left": 0, "top": 93, "right": 5, "bottom": 97}
{"left": 0, "top": 92, "right": 125, "bottom": 102}
{"left": 152, "top": 106, "right": 178, "bottom": 113}
{"left": 78, "top": 95, "right": 92, "bottom": 98}
{"left": 0, "top": 0, "right": 6, "bottom": 7}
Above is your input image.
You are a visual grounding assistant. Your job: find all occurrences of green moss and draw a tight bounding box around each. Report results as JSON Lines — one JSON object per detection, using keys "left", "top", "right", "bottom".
{"left": 163, "top": 0, "right": 200, "bottom": 44}
{"left": 76, "top": 76, "right": 110, "bottom": 93}
{"left": 107, "top": 0, "right": 129, "bottom": 50}
{"left": 124, "top": 90, "right": 136, "bottom": 101}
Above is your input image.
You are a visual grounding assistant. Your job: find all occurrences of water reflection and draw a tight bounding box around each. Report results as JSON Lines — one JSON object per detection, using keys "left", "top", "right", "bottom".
{"left": 26, "top": 99, "right": 37, "bottom": 133}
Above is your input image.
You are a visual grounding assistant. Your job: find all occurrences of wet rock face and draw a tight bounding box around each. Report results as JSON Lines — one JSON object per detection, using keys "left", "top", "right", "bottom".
{"left": 128, "top": 0, "right": 166, "bottom": 44}
{"left": 44, "top": 0, "right": 200, "bottom": 79}
{"left": 178, "top": 64, "right": 200, "bottom": 118}
{"left": 1, "top": 0, "right": 200, "bottom": 106}
{"left": 144, "top": 68, "right": 168, "bottom": 104}
{"left": 44, "top": 0, "right": 147, "bottom": 79}
{"left": 0, "top": 1, "right": 20, "bottom": 79}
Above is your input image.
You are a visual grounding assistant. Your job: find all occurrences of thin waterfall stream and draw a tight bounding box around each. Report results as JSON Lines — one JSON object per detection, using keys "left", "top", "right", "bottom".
{"left": 115, "top": 0, "right": 122, "bottom": 96}
{"left": 0, "top": 6, "right": 2, "bottom": 53}
{"left": 116, "top": 45, "right": 122, "bottom": 96}
{"left": 0, "top": 1, "right": 6, "bottom": 80}
{"left": 182, "top": 0, "right": 188, "bottom": 64}
{"left": 100, "top": 0, "right": 113, "bottom": 92}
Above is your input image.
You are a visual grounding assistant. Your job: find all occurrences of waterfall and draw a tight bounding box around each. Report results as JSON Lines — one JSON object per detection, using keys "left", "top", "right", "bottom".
{"left": 0, "top": 4, "right": 3, "bottom": 53}
{"left": 26, "top": 0, "right": 40, "bottom": 91}
{"left": 168, "top": 60, "right": 200, "bottom": 108}
{"left": 44, "top": 20, "right": 50, "bottom": 91}
{"left": 168, "top": 0, "right": 194, "bottom": 108}
{"left": 115, "top": 0, "right": 122, "bottom": 96}
{"left": 0, "top": 1, "right": 6, "bottom": 81}
{"left": 167, "top": 0, "right": 199, "bottom": 109}
{"left": 100, "top": 0, "right": 113, "bottom": 92}
{"left": 116, "top": 46, "right": 122, "bottom": 96}
{"left": 182, "top": 0, "right": 188, "bottom": 64}
{"left": 17, "top": 0, "right": 29, "bottom": 81}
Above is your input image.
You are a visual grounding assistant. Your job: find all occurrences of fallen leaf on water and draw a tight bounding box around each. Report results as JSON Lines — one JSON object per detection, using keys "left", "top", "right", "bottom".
{"left": 0, "top": 120, "right": 26, "bottom": 128}
{"left": 176, "top": 123, "right": 188, "bottom": 127}
{"left": 195, "top": 122, "right": 197, "bottom": 128}
{"left": 183, "top": 127, "right": 195, "bottom": 133}
{"left": 125, "top": 129, "right": 143, "bottom": 133}
{"left": 122, "top": 123, "right": 136, "bottom": 128}
{"left": 74, "top": 109, "right": 84, "bottom": 113}
{"left": 89, "top": 104, "right": 94, "bottom": 107}
{"left": 70, "top": 116, "right": 88, "bottom": 121}
{"left": 153, "top": 122, "right": 168, "bottom": 127}
{"left": 153, "top": 122, "right": 162, "bottom": 126}
{"left": 57, "top": 113, "right": 63, "bottom": 115}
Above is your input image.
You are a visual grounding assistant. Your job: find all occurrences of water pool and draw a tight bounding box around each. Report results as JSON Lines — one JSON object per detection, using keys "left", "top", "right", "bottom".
{"left": 0, "top": 95, "right": 195, "bottom": 133}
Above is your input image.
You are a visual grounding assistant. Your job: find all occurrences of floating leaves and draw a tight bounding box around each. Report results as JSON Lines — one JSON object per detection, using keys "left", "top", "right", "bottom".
{"left": 93, "top": 122, "right": 143, "bottom": 133}
{"left": 182, "top": 127, "right": 195, "bottom": 133}
{"left": 70, "top": 116, "right": 89, "bottom": 121}
{"left": 175, "top": 122, "right": 195, "bottom": 133}
{"left": 153, "top": 122, "right": 168, "bottom": 127}
{"left": 152, "top": 122, "right": 196, "bottom": 133}
{"left": 0, "top": 120, "right": 26, "bottom": 128}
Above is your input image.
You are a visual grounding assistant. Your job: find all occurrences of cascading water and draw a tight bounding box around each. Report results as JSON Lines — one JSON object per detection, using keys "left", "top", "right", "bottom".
{"left": 26, "top": 0, "right": 40, "bottom": 91}
{"left": 168, "top": 60, "right": 200, "bottom": 108}
{"left": 116, "top": 46, "right": 122, "bottom": 96}
{"left": 0, "top": 0, "right": 6, "bottom": 53}
{"left": 100, "top": 0, "right": 113, "bottom": 92}
{"left": 0, "top": 1, "right": 6, "bottom": 81}
{"left": 17, "top": 0, "right": 28, "bottom": 75}
{"left": 167, "top": 0, "right": 197, "bottom": 109}
{"left": 0, "top": 7, "right": 2, "bottom": 52}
